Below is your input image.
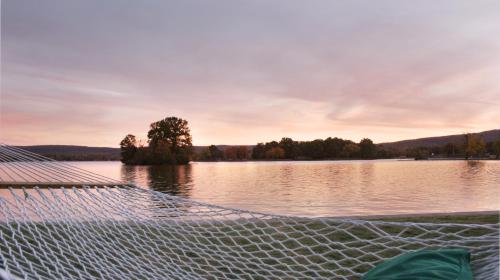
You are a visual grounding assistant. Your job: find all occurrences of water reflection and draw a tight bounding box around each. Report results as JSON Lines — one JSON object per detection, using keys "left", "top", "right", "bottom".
{"left": 67, "top": 160, "right": 500, "bottom": 217}
{"left": 461, "top": 161, "right": 486, "bottom": 178}
{"left": 121, "top": 164, "right": 193, "bottom": 196}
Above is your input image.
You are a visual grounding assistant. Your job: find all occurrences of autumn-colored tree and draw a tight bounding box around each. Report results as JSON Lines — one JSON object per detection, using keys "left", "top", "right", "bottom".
{"left": 464, "top": 133, "right": 485, "bottom": 160}
{"left": 236, "top": 146, "right": 248, "bottom": 160}
{"left": 265, "top": 147, "right": 285, "bottom": 159}
{"left": 224, "top": 147, "right": 238, "bottom": 160}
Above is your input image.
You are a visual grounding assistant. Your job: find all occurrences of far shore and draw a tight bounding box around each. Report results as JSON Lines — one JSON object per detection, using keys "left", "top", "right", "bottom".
{"left": 194, "top": 157, "right": 499, "bottom": 163}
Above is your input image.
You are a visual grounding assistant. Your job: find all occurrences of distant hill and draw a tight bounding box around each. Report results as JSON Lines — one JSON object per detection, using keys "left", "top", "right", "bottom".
{"left": 17, "top": 145, "right": 121, "bottom": 161}
{"left": 16, "top": 129, "right": 500, "bottom": 160}
{"left": 17, "top": 144, "right": 254, "bottom": 161}
{"left": 379, "top": 129, "right": 500, "bottom": 150}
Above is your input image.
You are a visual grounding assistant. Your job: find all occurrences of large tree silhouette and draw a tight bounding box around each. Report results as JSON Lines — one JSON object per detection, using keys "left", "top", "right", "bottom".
{"left": 147, "top": 117, "right": 193, "bottom": 164}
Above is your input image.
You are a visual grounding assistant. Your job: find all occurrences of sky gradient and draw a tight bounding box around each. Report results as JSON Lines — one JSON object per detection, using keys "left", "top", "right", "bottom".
{"left": 1, "top": 0, "right": 500, "bottom": 146}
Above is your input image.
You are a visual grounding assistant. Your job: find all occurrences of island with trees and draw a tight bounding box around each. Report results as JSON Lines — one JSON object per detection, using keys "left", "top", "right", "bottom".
{"left": 120, "top": 117, "right": 193, "bottom": 165}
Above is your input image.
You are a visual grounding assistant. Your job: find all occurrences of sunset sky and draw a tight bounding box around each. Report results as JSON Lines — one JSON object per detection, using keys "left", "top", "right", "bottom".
{"left": 1, "top": 0, "right": 499, "bottom": 146}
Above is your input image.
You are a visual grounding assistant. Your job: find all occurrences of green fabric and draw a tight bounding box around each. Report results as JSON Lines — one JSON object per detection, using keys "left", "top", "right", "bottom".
{"left": 362, "top": 248, "right": 472, "bottom": 280}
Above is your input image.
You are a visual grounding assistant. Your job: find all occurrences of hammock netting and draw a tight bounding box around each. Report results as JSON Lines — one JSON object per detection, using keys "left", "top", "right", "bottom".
{"left": 0, "top": 144, "right": 498, "bottom": 280}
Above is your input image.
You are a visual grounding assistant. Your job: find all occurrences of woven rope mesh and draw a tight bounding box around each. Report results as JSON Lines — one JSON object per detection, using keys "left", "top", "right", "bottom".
{"left": 0, "top": 144, "right": 498, "bottom": 280}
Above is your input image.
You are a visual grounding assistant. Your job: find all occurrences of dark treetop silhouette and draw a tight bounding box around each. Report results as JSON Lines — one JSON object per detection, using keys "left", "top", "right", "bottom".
{"left": 120, "top": 117, "right": 193, "bottom": 165}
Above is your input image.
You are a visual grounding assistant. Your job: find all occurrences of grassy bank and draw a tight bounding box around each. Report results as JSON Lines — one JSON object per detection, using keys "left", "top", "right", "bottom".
{"left": 1, "top": 212, "right": 498, "bottom": 279}
{"left": 368, "top": 212, "right": 499, "bottom": 224}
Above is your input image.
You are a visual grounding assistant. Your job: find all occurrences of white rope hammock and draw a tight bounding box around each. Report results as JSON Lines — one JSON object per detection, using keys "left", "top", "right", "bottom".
{"left": 0, "top": 144, "right": 498, "bottom": 280}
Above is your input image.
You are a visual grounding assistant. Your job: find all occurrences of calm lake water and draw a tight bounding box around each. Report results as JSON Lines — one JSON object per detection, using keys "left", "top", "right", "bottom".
{"left": 66, "top": 160, "right": 500, "bottom": 217}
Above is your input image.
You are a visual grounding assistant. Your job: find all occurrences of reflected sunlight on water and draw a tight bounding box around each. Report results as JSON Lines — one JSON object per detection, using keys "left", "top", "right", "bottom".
{"left": 62, "top": 160, "right": 500, "bottom": 217}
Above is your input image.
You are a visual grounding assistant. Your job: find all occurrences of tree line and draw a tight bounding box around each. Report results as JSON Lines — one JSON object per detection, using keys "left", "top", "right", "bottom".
{"left": 195, "top": 145, "right": 250, "bottom": 161}
{"left": 251, "top": 137, "right": 378, "bottom": 160}
{"left": 196, "top": 134, "right": 500, "bottom": 161}
{"left": 120, "top": 117, "right": 500, "bottom": 164}
{"left": 195, "top": 137, "right": 381, "bottom": 161}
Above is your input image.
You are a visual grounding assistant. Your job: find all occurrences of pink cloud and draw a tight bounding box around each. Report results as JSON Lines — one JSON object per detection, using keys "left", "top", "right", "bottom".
{"left": 1, "top": 0, "right": 499, "bottom": 146}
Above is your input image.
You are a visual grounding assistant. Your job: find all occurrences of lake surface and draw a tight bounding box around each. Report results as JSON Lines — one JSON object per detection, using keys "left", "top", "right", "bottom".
{"left": 66, "top": 160, "right": 500, "bottom": 217}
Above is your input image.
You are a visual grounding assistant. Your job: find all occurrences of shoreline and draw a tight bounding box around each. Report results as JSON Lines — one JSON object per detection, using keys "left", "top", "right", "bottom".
{"left": 359, "top": 211, "right": 499, "bottom": 224}
{"left": 338, "top": 210, "right": 499, "bottom": 219}
{"left": 193, "top": 158, "right": 499, "bottom": 163}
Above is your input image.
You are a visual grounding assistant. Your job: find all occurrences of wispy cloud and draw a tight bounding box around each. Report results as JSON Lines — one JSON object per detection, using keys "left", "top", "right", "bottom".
{"left": 1, "top": 0, "right": 499, "bottom": 146}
